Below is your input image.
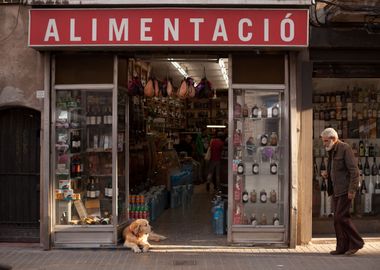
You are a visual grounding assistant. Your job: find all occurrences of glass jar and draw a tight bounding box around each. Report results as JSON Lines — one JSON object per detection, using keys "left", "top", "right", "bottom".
{"left": 270, "top": 132, "right": 278, "bottom": 146}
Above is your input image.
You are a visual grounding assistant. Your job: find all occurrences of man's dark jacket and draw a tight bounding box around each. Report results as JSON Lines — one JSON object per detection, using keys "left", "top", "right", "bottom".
{"left": 327, "top": 140, "right": 360, "bottom": 197}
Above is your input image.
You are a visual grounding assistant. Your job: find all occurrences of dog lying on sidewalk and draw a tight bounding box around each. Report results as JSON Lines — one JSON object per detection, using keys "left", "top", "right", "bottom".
{"left": 123, "top": 219, "right": 167, "bottom": 253}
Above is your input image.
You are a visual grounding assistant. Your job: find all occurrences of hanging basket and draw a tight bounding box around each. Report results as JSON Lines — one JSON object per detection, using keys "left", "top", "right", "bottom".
{"left": 196, "top": 77, "right": 213, "bottom": 98}
{"left": 128, "top": 76, "right": 144, "bottom": 96}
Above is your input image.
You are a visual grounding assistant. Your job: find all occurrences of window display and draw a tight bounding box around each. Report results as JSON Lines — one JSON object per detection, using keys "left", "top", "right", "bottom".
{"left": 117, "top": 88, "right": 128, "bottom": 224}
{"left": 231, "top": 88, "right": 285, "bottom": 228}
{"left": 54, "top": 89, "right": 115, "bottom": 225}
{"left": 313, "top": 79, "right": 380, "bottom": 220}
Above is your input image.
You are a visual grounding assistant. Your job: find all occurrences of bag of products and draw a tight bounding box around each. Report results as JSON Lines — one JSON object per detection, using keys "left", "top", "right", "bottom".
{"left": 204, "top": 147, "right": 211, "bottom": 161}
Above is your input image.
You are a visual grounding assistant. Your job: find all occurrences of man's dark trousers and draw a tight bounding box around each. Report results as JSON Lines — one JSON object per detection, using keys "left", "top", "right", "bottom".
{"left": 333, "top": 194, "right": 364, "bottom": 253}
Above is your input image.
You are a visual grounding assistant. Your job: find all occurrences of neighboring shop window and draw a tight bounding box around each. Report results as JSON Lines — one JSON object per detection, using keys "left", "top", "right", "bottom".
{"left": 312, "top": 78, "right": 380, "bottom": 220}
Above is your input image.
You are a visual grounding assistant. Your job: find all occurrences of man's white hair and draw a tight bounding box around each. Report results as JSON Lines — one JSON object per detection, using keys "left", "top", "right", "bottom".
{"left": 321, "top": 127, "right": 338, "bottom": 139}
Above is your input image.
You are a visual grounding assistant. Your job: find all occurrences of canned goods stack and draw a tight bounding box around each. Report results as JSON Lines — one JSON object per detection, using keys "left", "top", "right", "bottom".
{"left": 128, "top": 194, "right": 149, "bottom": 220}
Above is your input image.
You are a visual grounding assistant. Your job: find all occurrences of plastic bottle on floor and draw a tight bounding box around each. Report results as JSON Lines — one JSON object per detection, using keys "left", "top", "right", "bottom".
{"left": 214, "top": 204, "right": 224, "bottom": 235}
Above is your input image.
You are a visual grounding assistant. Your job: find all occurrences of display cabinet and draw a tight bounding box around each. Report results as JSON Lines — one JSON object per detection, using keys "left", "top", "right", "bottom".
{"left": 52, "top": 83, "right": 127, "bottom": 247}
{"left": 228, "top": 85, "right": 289, "bottom": 244}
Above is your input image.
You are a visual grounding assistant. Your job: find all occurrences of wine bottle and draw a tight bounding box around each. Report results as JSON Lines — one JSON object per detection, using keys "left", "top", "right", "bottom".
{"left": 71, "top": 155, "right": 78, "bottom": 178}
{"left": 359, "top": 140, "right": 365, "bottom": 157}
{"left": 358, "top": 158, "right": 363, "bottom": 177}
{"left": 375, "top": 178, "right": 380, "bottom": 194}
{"left": 250, "top": 190, "right": 257, "bottom": 203}
{"left": 88, "top": 177, "right": 96, "bottom": 198}
{"left": 272, "top": 104, "right": 280, "bottom": 118}
{"left": 360, "top": 179, "right": 367, "bottom": 194}
{"left": 273, "top": 213, "right": 280, "bottom": 226}
{"left": 270, "top": 132, "right": 278, "bottom": 146}
{"left": 260, "top": 134, "right": 268, "bottom": 146}
{"left": 364, "top": 157, "right": 370, "bottom": 176}
{"left": 365, "top": 140, "right": 370, "bottom": 157}
{"left": 237, "top": 162, "right": 244, "bottom": 175}
{"left": 246, "top": 137, "right": 255, "bottom": 155}
{"left": 251, "top": 104, "right": 259, "bottom": 118}
{"left": 86, "top": 179, "right": 91, "bottom": 198}
{"left": 260, "top": 189, "right": 267, "bottom": 203}
{"left": 233, "top": 205, "right": 241, "bottom": 225}
{"left": 242, "top": 104, "right": 249, "bottom": 118}
{"left": 369, "top": 177, "right": 374, "bottom": 194}
{"left": 96, "top": 106, "right": 102, "bottom": 125}
{"left": 105, "top": 179, "right": 112, "bottom": 197}
{"left": 260, "top": 213, "right": 267, "bottom": 225}
{"left": 242, "top": 190, "right": 249, "bottom": 203}
{"left": 233, "top": 129, "right": 242, "bottom": 146}
{"left": 371, "top": 157, "right": 378, "bottom": 176}
{"left": 321, "top": 178, "right": 327, "bottom": 192}
{"left": 250, "top": 213, "right": 257, "bottom": 226}
{"left": 70, "top": 130, "right": 81, "bottom": 153}
{"left": 234, "top": 102, "right": 242, "bottom": 118}
{"left": 252, "top": 161, "right": 259, "bottom": 175}
{"left": 270, "top": 189, "right": 277, "bottom": 203}
{"left": 261, "top": 104, "right": 268, "bottom": 118}
{"left": 270, "top": 161, "right": 278, "bottom": 175}
{"left": 234, "top": 176, "right": 242, "bottom": 201}
{"left": 369, "top": 143, "right": 374, "bottom": 157}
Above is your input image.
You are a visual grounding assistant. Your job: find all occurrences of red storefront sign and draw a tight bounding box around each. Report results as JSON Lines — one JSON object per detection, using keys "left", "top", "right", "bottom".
{"left": 29, "top": 8, "right": 308, "bottom": 47}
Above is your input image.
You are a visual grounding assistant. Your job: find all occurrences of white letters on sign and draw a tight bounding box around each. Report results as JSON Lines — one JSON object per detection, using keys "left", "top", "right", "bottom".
{"left": 44, "top": 19, "right": 60, "bottom": 42}
{"left": 212, "top": 18, "right": 228, "bottom": 41}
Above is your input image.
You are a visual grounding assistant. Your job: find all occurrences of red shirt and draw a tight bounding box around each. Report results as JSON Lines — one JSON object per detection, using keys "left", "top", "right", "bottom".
{"left": 210, "top": 138, "right": 224, "bottom": 161}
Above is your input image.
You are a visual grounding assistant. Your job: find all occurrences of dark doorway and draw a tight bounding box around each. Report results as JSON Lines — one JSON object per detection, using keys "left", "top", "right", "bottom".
{"left": 0, "top": 107, "right": 41, "bottom": 242}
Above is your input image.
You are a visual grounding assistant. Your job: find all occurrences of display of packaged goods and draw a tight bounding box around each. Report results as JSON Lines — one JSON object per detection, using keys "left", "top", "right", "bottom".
{"left": 54, "top": 89, "right": 125, "bottom": 226}
{"left": 231, "top": 88, "right": 284, "bottom": 227}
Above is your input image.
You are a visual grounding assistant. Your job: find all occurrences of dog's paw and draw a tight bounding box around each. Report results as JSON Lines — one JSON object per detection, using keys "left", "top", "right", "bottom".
{"left": 142, "top": 246, "right": 149, "bottom": 253}
{"left": 133, "top": 247, "right": 142, "bottom": 253}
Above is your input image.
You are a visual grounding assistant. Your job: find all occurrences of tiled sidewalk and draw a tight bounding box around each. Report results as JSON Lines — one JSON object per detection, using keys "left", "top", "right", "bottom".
{"left": 0, "top": 241, "right": 379, "bottom": 270}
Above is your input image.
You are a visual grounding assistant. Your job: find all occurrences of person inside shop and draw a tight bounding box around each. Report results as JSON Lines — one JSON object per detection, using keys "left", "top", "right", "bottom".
{"left": 195, "top": 129, "right": 211, "bottom": 181}
{"left": 320, "top": 127, "right": 364, "bottom": 256}
{"left": 206, "top": 131, "right": 225, "bottom": 192}
{"left": 176, "top": 134, "right": 194, "bottom": 158}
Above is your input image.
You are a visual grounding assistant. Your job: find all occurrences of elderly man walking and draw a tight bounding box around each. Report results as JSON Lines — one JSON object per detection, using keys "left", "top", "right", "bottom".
{"left": 320, "top": 127, "right": 364, "bottom": 255}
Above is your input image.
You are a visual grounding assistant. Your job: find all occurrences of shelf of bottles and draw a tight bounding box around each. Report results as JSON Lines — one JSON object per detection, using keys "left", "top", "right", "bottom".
{"left": 313, "top": 87, "right": 380, "bottom": 218}
{"left": 146, "top": 97, "right": 185, "bottom": 132}
{"left": 54, "top": 90, "right": 115, "bottom": 226}
{"left": 232, "top": 88, "right": 284, "bottom": 227}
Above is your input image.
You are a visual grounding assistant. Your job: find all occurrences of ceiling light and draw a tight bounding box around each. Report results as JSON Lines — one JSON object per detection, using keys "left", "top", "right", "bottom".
{"left": 207, "top": 125, "right": 226, "bottom": 129}
{"left": 168, "top": 58, "right": 189, "bottom": 78}
{"left": 218, "top": 58, "right": 229, "bottom": 87}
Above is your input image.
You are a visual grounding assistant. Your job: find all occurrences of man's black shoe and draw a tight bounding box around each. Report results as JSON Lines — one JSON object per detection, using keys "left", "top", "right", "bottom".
{"left": 345, "top": 248, "right": 359, "bottom": 256}
{"left": 330, "top": 250, "right": 346, "bottom": 255}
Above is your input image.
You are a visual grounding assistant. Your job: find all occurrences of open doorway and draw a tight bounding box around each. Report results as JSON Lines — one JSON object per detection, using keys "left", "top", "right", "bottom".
{"left": 126, "top": 54, "right": 229, "bottom": 245}
{"left": 0, "top": 107, "right": 41, "bottom": 242}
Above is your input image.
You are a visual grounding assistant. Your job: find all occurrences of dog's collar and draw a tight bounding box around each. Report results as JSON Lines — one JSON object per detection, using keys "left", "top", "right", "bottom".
{"left": 129, "top": 226, "right": 144, "bottom": 237}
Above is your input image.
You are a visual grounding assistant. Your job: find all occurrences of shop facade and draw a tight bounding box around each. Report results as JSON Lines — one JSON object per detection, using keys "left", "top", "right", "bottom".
{"left": 1, "top": 0, "right": 314, "bottom": 249}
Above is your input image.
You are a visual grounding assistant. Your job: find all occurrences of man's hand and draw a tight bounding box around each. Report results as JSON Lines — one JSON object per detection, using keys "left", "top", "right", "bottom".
{"left": 348, "top": 192, "right": 355, "bottom": 200}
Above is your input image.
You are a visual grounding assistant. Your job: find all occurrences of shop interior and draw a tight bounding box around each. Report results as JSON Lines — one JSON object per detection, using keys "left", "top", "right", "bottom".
{"left": 126, "top": 55, "right": 230, "bottom": 245}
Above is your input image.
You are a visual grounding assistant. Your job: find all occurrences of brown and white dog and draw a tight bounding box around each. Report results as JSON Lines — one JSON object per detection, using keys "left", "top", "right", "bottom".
{"left": 123, "top": 219, "right": 167, "bottom": 253}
